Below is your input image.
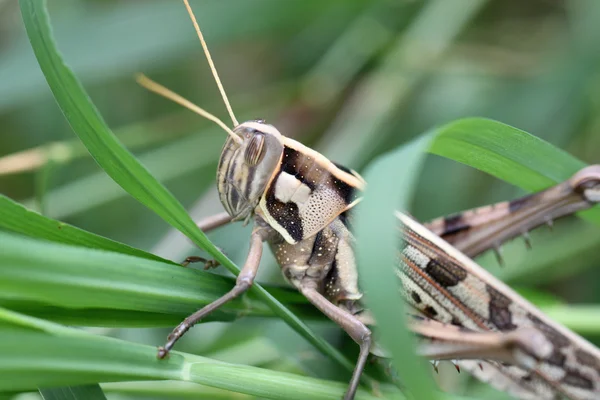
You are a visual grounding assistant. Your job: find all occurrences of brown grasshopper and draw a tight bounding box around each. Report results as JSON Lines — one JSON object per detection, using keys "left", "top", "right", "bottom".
{"left": 138, "top": 2, "right": 600, "bottom": 399}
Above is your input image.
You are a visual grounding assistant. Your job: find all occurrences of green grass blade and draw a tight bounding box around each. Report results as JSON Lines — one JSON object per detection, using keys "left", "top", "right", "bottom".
{"left": 20, "top": 0, "right": 354, "bottom": 375}
{"left": 19, "top": 0, "right": 214, "bottom": 256}
{"left": 0, "top": 309, "right": 398, "bottom": 400}
{"left": 429, "top": 117, "right": 600, "bottom": 224}
{"left": 354, "top": 134, "right": 439, "bottom": 400}
{"left": 103, "top": 381, "right": 256, "bottom": 400}
{"left": 542, "top": 305, "right": 600, "bottom": 335}
{"left": 429, "top": 117, "right": 585, "bottom": 189}
{"left": 0, "top": 194, "right": 170, "bottom": 264}
{"left": 0, "top": 231, "right": 315, "bottom": 325}
{"left": 39, "top": 385, "right": 107, "bottom": 400}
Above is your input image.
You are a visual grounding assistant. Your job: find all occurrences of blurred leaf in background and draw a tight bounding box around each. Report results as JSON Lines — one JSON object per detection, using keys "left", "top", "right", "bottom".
{"left": 1, "top": 0, "right": 600, "bottom": 399}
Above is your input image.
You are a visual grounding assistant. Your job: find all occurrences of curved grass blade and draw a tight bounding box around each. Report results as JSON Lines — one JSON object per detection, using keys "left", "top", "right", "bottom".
{"left": 430, "top": 117, "right": 585, "bottom": 189}
{"left": 20, "top": 0, "right": 354, "bottom": 377}
{"left": 354, "top": 134, "right": 439, "bottom": 400}
{"left": 39, "top": 385, "right": 106, "bottom": 400}
{"left": 0, "top": 194, "right": 171, "bottom": 264}
{"left": 429, "top": 117, "right": 600, "bottom": 224}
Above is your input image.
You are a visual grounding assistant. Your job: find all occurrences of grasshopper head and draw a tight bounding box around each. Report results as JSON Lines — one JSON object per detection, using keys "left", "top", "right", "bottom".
{"left": 217, "top": 120, "right": 284, "bottom": 221}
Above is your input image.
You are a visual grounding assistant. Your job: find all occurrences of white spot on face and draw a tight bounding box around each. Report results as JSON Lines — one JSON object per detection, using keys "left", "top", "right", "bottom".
{"left": 274, "top": 172, "right": 311, "bottom": 204}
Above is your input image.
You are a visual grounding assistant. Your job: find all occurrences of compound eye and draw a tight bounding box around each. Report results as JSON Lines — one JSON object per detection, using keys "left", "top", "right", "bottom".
{"left": 244, "top": 133, "right": 266, "bottom": 166}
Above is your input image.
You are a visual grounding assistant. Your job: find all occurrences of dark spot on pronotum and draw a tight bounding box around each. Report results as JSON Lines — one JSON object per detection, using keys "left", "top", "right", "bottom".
{"left": 331, "top": 173, "right": 358, "bottom": 205}
{"left": 332, "top": 162, "right": 353, "bottom": 174}
{"left": 424, "top": 258, "right": 468, "bottom": 287}
{"left": 280, "top": 146, "right": 316, "bottom": 191}
{"left": 265, "top": 174, "right": 304, "bottom": 242}
{"left": 487, "top": 285, "right": 517, "bottom": 330}
{"left": 330, "top": 162, "right": 359, "bottom": 204}
{"left": 410, "top": 291, "right": 422, "bottom": 304}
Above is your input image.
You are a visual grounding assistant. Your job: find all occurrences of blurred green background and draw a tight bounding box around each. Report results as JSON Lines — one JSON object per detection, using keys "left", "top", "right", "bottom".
{"left": 2, "top": 0, "right": 600, "bottom": 399}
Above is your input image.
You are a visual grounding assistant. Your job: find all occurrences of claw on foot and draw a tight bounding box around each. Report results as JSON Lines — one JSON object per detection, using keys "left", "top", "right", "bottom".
{"left": 157, "top": 346, "right": 169, "bottom": 359}
{"left": 203, "top": 259, "right": 220, "bottom": 270}
{"left": 181, "top": 256, "right": 220, "bottom": 270}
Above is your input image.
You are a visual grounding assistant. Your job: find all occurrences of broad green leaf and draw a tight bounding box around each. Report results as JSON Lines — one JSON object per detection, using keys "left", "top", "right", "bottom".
{"left": 20, "top": 0, "right": 354, "bottom": 376}
{"left": 354, "top": 134, "right": 439, "bottom": 400}
{"left": 0, "top": 194, "right": 170, "bottom": 264}
{"left": 39, "top": 385, "right": 106, "bottom": 400}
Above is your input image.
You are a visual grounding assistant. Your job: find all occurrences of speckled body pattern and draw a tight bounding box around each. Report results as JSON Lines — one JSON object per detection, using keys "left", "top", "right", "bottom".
{"left": 400, "top": 213, "right": 600, "bottom": 400}
{"left": 216, "top": 120, "right": 600, "bottom": 400}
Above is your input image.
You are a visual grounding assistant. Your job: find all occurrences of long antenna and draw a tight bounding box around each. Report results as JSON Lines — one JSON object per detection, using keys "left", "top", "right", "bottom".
{"left": 137, "top": 74, "right": 242, "bottom": 145}
{"left": 183, "top": 0, "right": 239, "bottom": 127}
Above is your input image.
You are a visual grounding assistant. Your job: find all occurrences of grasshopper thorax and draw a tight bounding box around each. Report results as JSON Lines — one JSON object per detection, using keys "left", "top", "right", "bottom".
{"left": 217, "top": 120, "right": 284, "bottom": 221}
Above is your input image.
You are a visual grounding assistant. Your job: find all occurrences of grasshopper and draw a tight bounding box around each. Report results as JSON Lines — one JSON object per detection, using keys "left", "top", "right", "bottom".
{"left": 138, "top": 2, "right": 600, "bottom": 399}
